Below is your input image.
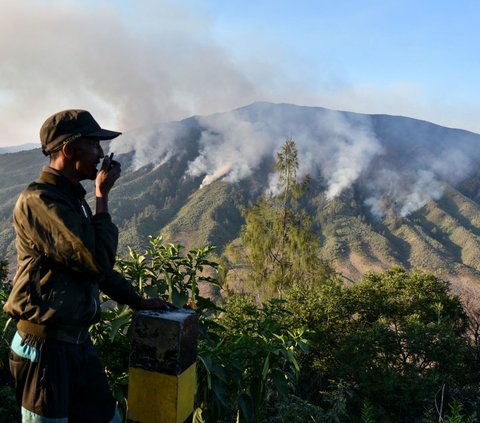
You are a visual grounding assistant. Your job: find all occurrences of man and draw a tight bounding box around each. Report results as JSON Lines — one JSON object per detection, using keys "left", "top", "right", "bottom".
{"left": 3, "top": 110, "right": 172, "bottom": 423}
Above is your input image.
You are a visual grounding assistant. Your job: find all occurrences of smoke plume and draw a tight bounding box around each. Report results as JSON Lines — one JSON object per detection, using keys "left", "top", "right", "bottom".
{"left": 116, "top": 102, "right": 480, "bottom": 217}
{"left": 0, "top": 0, "right": 261, "bottom": 146}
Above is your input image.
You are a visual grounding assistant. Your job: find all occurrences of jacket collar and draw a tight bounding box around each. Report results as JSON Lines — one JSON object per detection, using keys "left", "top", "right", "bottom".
{"left": 39, "top": 166, "right": 87, "bottom": 200}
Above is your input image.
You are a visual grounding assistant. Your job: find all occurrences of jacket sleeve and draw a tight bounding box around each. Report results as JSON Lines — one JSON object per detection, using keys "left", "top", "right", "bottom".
{"left": 99, "top": 270, "right": 143, "bottom": 307}
{"left": 90, "top": 210, "right": 142, "bottom": 306}
{"left": 91, "top": 212, "right": 119, "bottom": 271}
{"left": 14, "top": 191, "right": 101, "bottom": 274}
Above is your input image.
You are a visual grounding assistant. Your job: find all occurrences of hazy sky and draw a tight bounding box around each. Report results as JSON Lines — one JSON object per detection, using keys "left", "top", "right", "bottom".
{"left": 1, "top": 0, "right": 479, "bottom": 147}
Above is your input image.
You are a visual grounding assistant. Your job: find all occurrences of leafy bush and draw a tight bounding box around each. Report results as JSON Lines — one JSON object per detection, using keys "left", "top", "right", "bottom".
{"left": 90, "top": 236, "right": 313, "bottom": 423}
{"left": 90, "top": 236, "right": 221, "bottom": 418}
{"left": 115, "top": 235, "right": 220, "bottom": 311}
{"left": 284, "top": 267, "right": 476, "bottom": 422}
{"left": 195, "top": 295, "right": 310, "bottom": 422}
{"left": 3, "top": 239, "right": 480, "bottom": 423}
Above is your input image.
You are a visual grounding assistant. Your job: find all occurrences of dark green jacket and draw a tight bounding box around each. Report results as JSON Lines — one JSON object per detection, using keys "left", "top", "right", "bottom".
{"left": 3, "top": 167, "right": 141, "bottom": 343}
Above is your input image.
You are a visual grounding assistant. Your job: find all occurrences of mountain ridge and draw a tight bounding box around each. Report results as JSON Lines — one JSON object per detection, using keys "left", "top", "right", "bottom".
{"left": 0, "top": 143, "right": 39, "bottom": 154}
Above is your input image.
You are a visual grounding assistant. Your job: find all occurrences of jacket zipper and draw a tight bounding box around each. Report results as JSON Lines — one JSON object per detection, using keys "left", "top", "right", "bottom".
{"left": 80, "top": 202, "right": 89, "bottom": 219}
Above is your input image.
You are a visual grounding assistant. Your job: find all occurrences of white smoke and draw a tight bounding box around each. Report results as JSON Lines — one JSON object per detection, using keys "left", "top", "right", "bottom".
{"left": 430, "top": 148, "right": 474, "bottom": 185}
{"left": 399, "top": 170, "right": 443, "bottom": 216}
{"left": 186, "top": 113, "right": 277, "bottom": 188}
{"left": 113, "top": 122, "right": 190, "bottom": 170}
{"left": 318, "top": 112, "right": 384, "bottom": 199}
{"left": 365, "top": 168, "right": 444, "bottom": 218}
{"left": 184, "top": 106, "right": 384, "bottom": 200}
{"left": 114, "top": 103, "right": 385, "bottom": 204}
{"left": 108, "top": 101, "right": 480, "bottom": 218}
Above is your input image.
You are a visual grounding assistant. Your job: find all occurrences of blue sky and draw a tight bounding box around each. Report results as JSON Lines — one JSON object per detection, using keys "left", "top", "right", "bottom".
{"left": 198, "top": 0, "right": 480, "bottom": 114}
{"left": 201, "top": 1, "right": 478, "bottom": 80}
{"left": 1, "top": 0, "right": 479, "bottom": 147}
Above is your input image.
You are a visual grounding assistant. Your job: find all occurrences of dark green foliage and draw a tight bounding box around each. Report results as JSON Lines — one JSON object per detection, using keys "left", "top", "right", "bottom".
{"left": 0, "top": 385, "right": 18, "bottom": 423}
{"left": 88, "top": 238, "right": 312, "bottom": 423}
{"left": 265, "top": 394, "right": 325, "bottom": 422}
{"left": 284, "top": 267, "right": 475, "bottom": 422}
{"left": 115, "top": 235, "right": 221, "bottom": 310}
{"left": 2, "top": 247, "right": 480, "bottom": 422}
{"left": 195, "top": 295, "right": 310, "bottom": 422}
{"left": 89, "top": 304, "right": 131, "bottom": 411}
{"left": 424, "top": 396, "right": 478, "bottom": 423}
{"left": 360, "top": 400, "right": 376, "bottom": 423}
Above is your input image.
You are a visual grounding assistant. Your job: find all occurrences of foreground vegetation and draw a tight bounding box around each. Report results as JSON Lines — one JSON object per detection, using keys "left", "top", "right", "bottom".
{"left": 2, "top": 252, "right": 480, "bottom": 422}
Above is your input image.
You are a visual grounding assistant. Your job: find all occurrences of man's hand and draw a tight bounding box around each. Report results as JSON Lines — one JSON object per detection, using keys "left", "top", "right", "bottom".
{"left": 135, "top": 298, "right": 178, "bottom": 311}
{"left": 96, "top": 153, "right": 121, "bottom": 198}
{"left": 96, "top": 153, "right": 121, "bottom": 214}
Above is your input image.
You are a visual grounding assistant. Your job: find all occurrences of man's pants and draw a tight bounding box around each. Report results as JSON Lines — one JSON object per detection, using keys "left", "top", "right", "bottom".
{"left": 9, "top": 331, "right": 121, "bottom": 423}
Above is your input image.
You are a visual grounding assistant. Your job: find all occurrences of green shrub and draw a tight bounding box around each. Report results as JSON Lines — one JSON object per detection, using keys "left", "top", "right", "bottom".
{"left": 195, "top": 295, "right": 310, "bottom": 422}
{"left": 284, "top": 267, "right": 476, "bottom": 422}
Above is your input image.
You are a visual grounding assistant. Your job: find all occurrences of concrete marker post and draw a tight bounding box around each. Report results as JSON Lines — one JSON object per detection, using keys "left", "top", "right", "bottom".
{"left": 127, "top": 309, "right": 198, "bottom": 423}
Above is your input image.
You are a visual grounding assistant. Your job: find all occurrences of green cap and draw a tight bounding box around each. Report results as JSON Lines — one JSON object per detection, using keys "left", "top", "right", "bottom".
{"left": 40, "top": 109, "right": 122, "bottom": 156}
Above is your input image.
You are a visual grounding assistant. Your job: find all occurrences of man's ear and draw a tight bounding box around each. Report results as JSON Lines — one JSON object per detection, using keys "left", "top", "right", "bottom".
{"left": 62, "top": 143, "right": 75, "bottom": 159}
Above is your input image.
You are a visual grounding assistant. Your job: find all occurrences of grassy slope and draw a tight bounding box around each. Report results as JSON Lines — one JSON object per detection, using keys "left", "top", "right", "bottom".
{"left": 161, "top": 181, "right": 245, "bottom": 250}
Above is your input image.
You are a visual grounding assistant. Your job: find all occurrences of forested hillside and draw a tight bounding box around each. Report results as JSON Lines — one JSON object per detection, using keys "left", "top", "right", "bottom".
{"left": 2, "top": 102, "right": 480, "bottom": 294}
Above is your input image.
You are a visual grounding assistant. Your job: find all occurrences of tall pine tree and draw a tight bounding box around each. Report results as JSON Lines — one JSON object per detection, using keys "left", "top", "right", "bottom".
{"left": 240, "top": 138, "right": 331, "bottom": 297}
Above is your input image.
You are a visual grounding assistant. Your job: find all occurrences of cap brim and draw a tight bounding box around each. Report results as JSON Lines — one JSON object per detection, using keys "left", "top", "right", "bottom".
{"left": 85, "top": 128, "right": 122, "bottom": 140}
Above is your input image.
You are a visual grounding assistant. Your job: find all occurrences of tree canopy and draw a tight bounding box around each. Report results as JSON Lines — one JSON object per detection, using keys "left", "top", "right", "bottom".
{"left": 240, "top": 139, "right": 331, "bottom": 297}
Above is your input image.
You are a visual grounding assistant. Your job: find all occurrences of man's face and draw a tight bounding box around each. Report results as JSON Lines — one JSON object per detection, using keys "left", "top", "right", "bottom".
{"left": 71, "top": 138, "right": 104, "bottom": 181}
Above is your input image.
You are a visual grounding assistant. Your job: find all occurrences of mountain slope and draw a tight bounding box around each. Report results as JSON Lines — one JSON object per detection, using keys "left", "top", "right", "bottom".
{"left": 2, "top": 102, "right": 480, "bottom": 294}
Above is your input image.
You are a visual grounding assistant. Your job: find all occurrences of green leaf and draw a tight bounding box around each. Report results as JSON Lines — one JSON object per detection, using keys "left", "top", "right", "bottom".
{"left": 261, "top": 353, "right": 270, "bottom": 380}
{"left": 196, "top": 296, "right": 221, "bottom": 313}
{"left": 198, "top": 354, "right": 213, "bottom": 373}
{"left": 143, "top": 285, "right": 161, "bottom": 299}
{"left": 197, "top": 355, "right": 213, "bottom": 389}
{"left": 287, "top": 349, "right": 300, "bottom": 372}
{"left": 271, "top": 368, "right": 289, "bottom": 396}
{"left": 211, "top": 363, "right": 227, "bottom": 383}
{"left": 211, "top": 378, "right": 229, "bottom": 407}
{"left": 108, "top": 309, "right": 133, "bottom": 341}
{"left": 172, "top": 289, "right": 189, "bottom": 308}
{"left": 238, "top": 393, "right": 254, "bottom": 423}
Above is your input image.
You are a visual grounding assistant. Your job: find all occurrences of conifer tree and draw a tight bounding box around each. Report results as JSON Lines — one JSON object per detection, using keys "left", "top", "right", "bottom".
{"left": 240, "top": 138, "right": 331, "bottom": 297}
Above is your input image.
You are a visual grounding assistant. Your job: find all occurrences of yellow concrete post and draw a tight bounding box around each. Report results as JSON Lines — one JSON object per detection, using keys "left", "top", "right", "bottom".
{"left": 127, "top": 309, "right": 198, "bottom": 423}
